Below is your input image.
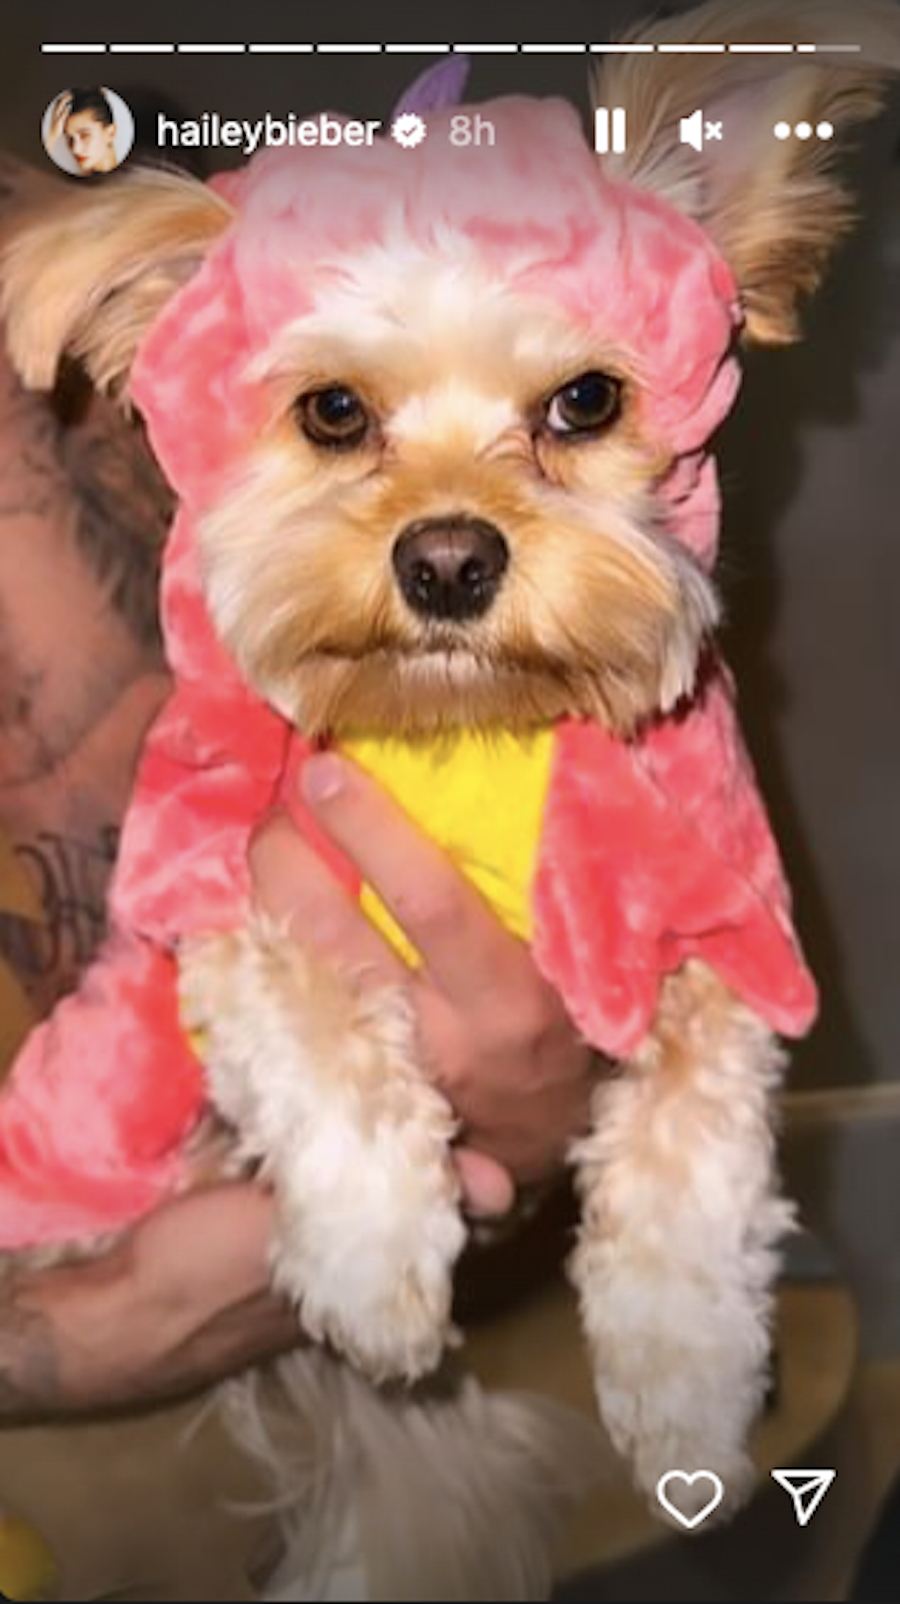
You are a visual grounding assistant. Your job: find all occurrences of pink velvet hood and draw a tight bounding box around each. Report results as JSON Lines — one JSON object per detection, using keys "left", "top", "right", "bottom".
{"left": 0, "top": 97, "right": 817, "bottom": 1245}
{"left": 135, "top": 96, "right": 740, "bottom": 565}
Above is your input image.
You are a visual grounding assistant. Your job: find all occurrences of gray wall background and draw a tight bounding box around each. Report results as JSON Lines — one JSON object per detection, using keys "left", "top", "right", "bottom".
{"left": 2, "top": 0, "right": 898, "bottom": 1091}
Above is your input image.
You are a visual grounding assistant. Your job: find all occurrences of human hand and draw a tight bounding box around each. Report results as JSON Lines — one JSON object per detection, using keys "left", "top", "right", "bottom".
{"left": 250, "top": 752, "right": 598, "bottom": 1217}
{"left": 0, "top": 1183, "right": 295, "bottom": 1422}
{"left": 0, "top": 755, "right": 596, "bottom": 1419}
{"left": 48, "top": 93, "right": 73, "bottom": 148}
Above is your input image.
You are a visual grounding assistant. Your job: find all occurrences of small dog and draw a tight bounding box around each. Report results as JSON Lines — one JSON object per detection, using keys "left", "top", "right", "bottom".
{"left": 2, "top": 3, "right": 899, "bottom": 1598}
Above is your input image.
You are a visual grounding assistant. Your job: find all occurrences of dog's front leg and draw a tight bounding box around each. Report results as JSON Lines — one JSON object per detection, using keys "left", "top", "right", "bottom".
{"left": 570, "top": 958, "right": 792, "bottom": 1516}
{"left": 178, "top": 915, "right": 466, "bottom": 1384}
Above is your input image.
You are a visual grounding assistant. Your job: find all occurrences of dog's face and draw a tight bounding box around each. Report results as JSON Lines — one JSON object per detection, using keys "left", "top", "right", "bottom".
{"left": 196, "top": 250, "right": 717, "bottom": 739}
{"left": 4, "top": 0, "right": 899, "bottom": 744}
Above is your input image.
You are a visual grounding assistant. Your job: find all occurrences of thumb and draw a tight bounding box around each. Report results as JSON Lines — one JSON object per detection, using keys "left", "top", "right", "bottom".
{"left": 453, "top": 1148, "right": 515, "bottom": 1219}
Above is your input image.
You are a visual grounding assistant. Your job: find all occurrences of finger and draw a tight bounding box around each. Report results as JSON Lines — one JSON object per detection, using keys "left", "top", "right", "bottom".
{"left": 300, "top": 753, "right": 528, "bottom": 1006}
{"left": 453, "top": 1148, "right": 516, "bottom": 1218}
{"left": 249, "top": 811, "right": 407, "bottom": 988}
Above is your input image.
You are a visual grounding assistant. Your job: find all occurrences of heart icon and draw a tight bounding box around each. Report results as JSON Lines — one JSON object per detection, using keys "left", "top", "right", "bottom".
{"left": 656, "top": 1470, "right": 724, "bottom": 1530}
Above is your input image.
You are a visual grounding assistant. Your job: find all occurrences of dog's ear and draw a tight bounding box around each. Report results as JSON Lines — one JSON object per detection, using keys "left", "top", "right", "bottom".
{"left": 0, "top": 166, "right": 233, "bottom": 394}
{"left": 594, "top": 0, "right": 900, "bottom": 343}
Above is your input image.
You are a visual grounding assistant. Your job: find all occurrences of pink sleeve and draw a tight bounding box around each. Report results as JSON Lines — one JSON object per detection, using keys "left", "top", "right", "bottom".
{"left": 0, "top": 931, "right": 202, "bottom": 1247}
{"left": 532, "top": 668, "right": 818, "bottom": 1058}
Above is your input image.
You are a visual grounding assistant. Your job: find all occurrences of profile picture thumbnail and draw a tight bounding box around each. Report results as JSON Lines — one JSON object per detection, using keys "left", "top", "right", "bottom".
{"left": 42, "top": 87, "right": 135, "bottom": 177}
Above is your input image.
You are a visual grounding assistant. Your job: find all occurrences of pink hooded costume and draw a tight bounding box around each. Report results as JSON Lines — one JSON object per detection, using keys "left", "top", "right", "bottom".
{"left": 0, "top": 92, "right": 817, "bottom": 1248}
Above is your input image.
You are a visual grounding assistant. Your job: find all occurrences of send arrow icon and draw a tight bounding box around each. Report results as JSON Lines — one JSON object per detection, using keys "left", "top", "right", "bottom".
{"left": 771, "top": 1469, "right": 837, "bottom": 1526}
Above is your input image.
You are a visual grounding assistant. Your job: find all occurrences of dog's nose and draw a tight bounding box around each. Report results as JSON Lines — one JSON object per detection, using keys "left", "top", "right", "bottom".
{"left": 392, "top": 516, "right": 509, "bottom": 622}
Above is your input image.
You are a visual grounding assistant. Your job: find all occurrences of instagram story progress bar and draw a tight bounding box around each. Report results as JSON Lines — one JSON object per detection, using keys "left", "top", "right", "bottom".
{"left": 595, "top": 107, "right": 626, "bottom": 153}
{"left": 40, "top": 43, "right": 865, "bottom": 55}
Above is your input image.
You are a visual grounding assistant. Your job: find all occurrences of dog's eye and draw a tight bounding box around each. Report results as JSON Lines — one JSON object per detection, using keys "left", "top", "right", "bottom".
{"left": 297, "top": 385, "right": 371, "bottom": 450}
{"left": 544, "top": 371, "right": 622, "bottom": 438}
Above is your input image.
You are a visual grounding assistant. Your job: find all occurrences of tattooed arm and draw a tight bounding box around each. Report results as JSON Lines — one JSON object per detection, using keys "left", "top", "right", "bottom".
{"left": 0, "top": 1189, "right": 297, "bottom": 1423}
{"left": 0, "top": 163, "right": 171, "bottom": 1010}
{"left": 0, "top": 157, "right": 299, "bottom": 1418}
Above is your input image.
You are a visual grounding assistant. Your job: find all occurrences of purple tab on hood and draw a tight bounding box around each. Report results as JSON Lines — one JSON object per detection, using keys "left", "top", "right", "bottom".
{"left": 390, "top": 54, "right": 471, "bottom": 119}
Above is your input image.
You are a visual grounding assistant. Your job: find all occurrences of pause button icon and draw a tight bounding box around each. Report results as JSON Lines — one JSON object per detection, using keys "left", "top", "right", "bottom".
{"left": 595, "top": 107, "right": 627, "bottom": 154}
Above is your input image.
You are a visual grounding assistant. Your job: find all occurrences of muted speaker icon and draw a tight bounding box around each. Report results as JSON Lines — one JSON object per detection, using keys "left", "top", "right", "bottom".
{"left": 679, "top": 109, "right": 724, "bottom": 150}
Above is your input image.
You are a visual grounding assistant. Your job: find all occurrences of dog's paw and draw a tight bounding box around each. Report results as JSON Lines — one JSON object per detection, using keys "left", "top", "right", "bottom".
{"left": 574, "top": 1225, "right": 764, "bottom": 1522}
{"left": 271, "top": 1127, "right": 465, "bottom": 1385}
{"left": 278, "top": 1243, "right": 460, "bottom": 1386}
{"left": 179, "top": 916, "right": 467, "bottom": 1384}
{"left": 586, "top": 1327, "right": 758, "bottom": 1521}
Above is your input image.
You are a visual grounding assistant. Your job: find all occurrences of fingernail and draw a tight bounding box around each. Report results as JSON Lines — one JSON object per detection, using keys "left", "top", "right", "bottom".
{"left": 301, "top": 753, "right": 345, "bottom": 805}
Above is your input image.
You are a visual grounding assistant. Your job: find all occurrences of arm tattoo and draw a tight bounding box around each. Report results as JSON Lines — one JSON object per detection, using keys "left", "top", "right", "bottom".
{"left": 58, "top": 374, "right": 172, "bottom": 648}
{"left": 0, "top": 376, "right": 62, "bottom": 524}
{"left": 0, "top": 1278, "right": 295, "bottom": 1422}
{"left": 0, "top": 827, "right": 118, "bottom": 1004}
{"left": 0, "top": 367, "right": 170, "bottom": 650}
{"left": 1, "top": 157, "right": 172, "bottom": 647}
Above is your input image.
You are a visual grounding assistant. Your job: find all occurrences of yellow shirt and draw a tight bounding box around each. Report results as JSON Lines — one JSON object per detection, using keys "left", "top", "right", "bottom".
{"left": 341, "top": 727, "right": 555, "bottom": 967}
